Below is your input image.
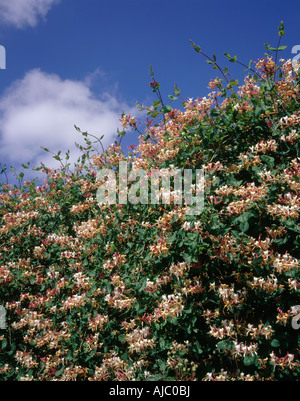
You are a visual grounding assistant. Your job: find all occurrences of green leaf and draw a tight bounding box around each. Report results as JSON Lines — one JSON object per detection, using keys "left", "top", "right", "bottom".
{"left": 252, "top": 256, "right": 264, "bottom": 267}
{"left": 118, "top": 334, "right": 126, "bottom": 343}
{"left": 66, "top": 349, "right": 73, "bottom": 361}
{"left": 226, "top": 79, "right": 239, "bottom": 90}
{"left": 162, "top": 105, "right": 172, "bottom": 113}
{"left": 157, "top": 359, "right": 166, "bottom": 372}
{"left": 216, "top": 340, "right": 234, "bottom": 351}
{"left": 260, "top": 155, "right": 275, "bottom": 169}
{"left": 182, "top": 253, "right": 192, "bottom": 263}
{"left": 244, "top": 354, "right": 257, "bottom": 366}
{"left": 239, "top": 220, "right": 249, "bottom": 233}
{"left": 271, "top": 339, "right": 280, "bottom": 347}
{"left": 167, "top": 316, "right": 178, "bottom": 325}
{"left": 159, "top": 337, "right": 165, "bottom": 349}
{"left": 151, "top": 111, "right": 160, "bottom": 118}
{"left": 278, "top": 21, "right": 285, "bottom": 37}
{"left": 195, "top": 341, "right": 203, "bottom": 355}
{"left": 146, "top": 374, "right": 164, "bottom": 381}
{"left": 174, "top": 83, "right": 181, "bottom": 96}
{"left": 268, "top": 45, "right": 287, "bottom": 52}
{"left": 190, "top": 39, "right": 201, "bottom": 53}
{"left": 224, "top": 52, "right": 237, "bottom": 62}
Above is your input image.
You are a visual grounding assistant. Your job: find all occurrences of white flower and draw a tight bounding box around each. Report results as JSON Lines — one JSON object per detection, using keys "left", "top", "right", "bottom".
{"left": 182, "top": 221, "right": 191, "bottom": 230}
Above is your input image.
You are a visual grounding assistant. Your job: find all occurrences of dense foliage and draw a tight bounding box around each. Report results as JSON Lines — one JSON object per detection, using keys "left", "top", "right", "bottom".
{"left": 0, "top": 26, "right": 300, "bottom": 381}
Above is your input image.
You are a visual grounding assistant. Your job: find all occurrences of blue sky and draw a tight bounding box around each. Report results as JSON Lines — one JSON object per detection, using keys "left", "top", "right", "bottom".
{"left": 0, "top": 0, "right": 299, "bottom": 185}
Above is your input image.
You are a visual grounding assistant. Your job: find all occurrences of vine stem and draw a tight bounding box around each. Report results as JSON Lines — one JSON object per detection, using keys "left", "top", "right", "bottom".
{"left": 202, "top": 51, "right": 230, "bottom": 84}
{"left": 274, "top": 35, "right": 282, "bottom": 81}
{"left": 189, "top": 41, "right": 230, "bottom": 85}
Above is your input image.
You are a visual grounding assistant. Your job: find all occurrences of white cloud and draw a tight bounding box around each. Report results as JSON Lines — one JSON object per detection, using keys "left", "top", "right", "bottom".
{"left": 0, "top": 0, "right": 60, "bottom": 29}
{"left": 0, "top": 69, "right": 135, "bottom": 175}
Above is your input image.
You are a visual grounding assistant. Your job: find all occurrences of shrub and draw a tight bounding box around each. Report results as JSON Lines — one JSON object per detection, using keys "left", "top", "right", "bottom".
{"left": 0, "top": 22, "right": 299, "bottom": 381}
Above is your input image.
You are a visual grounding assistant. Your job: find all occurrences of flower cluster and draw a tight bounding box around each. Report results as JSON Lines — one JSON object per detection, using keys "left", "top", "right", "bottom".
{"left": 125, "top": 326, "right": 155, "bottom": 353}
{"left": 270, "top": 352, "right": 300, "bottom": 371}
{"left": 154, "top": 294, "right": 184, "bottom": 320}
